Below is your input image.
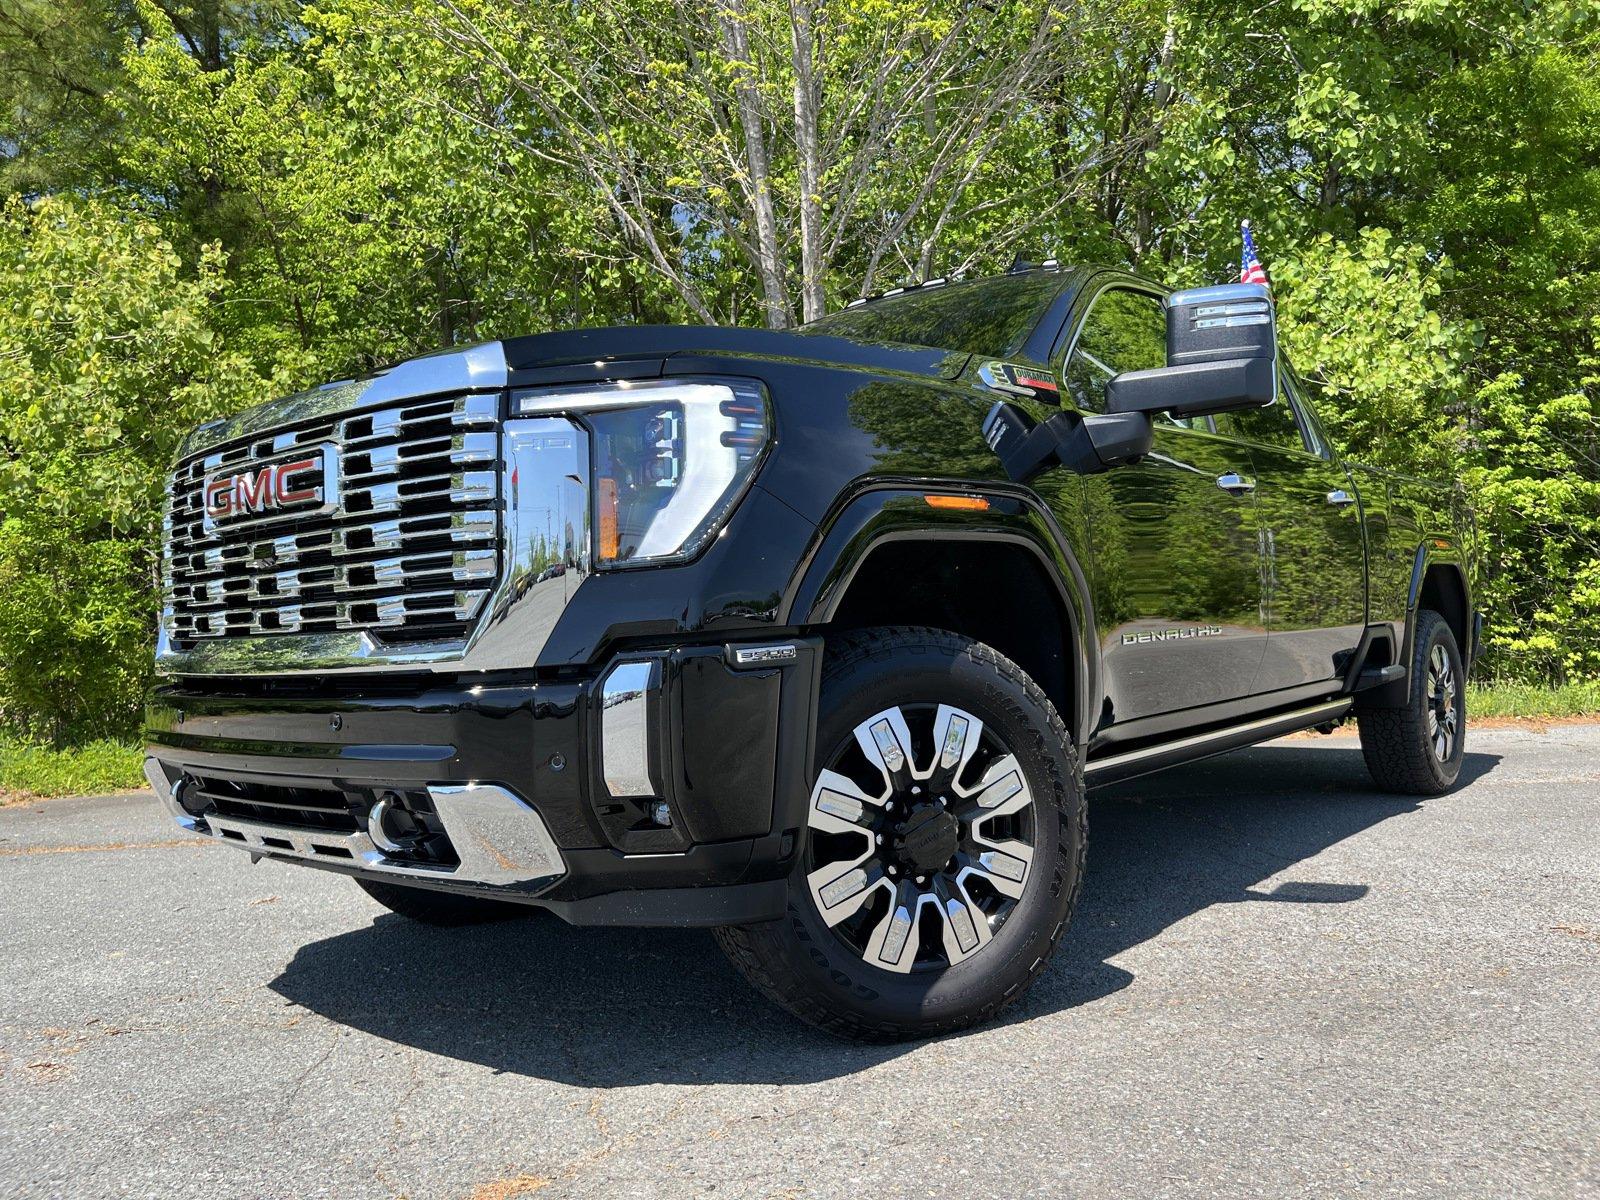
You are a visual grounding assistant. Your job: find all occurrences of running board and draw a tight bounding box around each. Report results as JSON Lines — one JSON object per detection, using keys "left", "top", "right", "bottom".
{"left": 1084, "top": 698, "right": 1353, "bottom": 787}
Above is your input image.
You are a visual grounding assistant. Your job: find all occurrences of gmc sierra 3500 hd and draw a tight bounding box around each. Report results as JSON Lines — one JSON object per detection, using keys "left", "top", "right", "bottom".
{"left": 145, "top": 266, "right": 1476, "bottom": 1039}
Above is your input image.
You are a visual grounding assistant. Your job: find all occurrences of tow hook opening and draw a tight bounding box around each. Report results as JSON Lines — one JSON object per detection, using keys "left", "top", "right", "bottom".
{"left": 367, "top": 793, "right": 417, "bottom": 853}
{"left": 172, "top": 776, "right": 210, "bottom": 819}
{"left": 366, "top": 792, "right": 460, "bottom": 867}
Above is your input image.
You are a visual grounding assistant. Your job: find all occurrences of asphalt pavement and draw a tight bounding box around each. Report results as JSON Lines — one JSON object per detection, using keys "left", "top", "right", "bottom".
{"left": 2, "top": 726, "right": 1596, "bottom": 1199}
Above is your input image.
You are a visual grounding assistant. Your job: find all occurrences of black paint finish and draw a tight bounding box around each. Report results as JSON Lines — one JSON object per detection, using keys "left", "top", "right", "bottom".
{"left": 148, "top": 266, "right": 1473, "bottom": 925}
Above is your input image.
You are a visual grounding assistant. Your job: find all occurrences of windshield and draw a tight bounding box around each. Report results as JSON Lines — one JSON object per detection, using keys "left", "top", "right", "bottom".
{"left": 799, "top": 273, "right": 1064, "bottom": 358}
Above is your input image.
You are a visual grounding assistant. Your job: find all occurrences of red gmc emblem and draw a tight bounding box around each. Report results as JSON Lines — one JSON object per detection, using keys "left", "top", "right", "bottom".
{"left": 203, "top": 446, "right": 336, "bottom": 528}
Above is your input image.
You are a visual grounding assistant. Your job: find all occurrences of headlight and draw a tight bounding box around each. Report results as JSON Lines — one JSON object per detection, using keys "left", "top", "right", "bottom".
{"left": 513, "top": 378, "right": 769, "bottom": 566}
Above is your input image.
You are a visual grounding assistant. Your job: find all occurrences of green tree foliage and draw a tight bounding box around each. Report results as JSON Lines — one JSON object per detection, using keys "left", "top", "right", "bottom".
{"left": 0, "top": 195, "right": 265, "bottom": 740}
{"left": 0, "top": 0, "right": 1596, "bottom": 742}
{"left": 1272, "top": 230, "right": 1471, "bottom": 478}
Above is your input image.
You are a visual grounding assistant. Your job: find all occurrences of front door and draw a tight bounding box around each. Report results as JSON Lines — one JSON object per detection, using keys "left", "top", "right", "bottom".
{"left": 1212, "top": 371, "right": 1367, "bottom": 692}
{"left": 1062, "top": 285, "right": 1268, "bottom": 724}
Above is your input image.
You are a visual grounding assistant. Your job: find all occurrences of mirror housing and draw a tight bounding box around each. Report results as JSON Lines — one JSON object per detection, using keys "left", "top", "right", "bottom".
{"left": 983, "top": 401, "right": 1153, "bottom": 483}
{"left": 1104, "top": 283, "right": 1277, "bottom": 420}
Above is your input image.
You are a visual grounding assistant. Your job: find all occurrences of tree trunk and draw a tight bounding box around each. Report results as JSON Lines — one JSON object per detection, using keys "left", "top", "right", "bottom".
{"left": 720, "top": 1, "right": 792, "bottom": 328}
{"left": 790, "top": 0, "right": 825, "bottom": 322}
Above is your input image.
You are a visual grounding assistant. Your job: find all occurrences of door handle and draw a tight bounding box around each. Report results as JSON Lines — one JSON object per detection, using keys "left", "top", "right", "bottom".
{"left": 1215, "top": 472, "right": 1256, "bottom": 495}
{"left": 1326, "top": 489, "right": 1356, "bottom": 506}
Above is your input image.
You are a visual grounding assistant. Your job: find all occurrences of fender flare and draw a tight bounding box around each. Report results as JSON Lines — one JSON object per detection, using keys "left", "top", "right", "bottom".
{"left": 1370, "top": 536, "right": 1474, "bottom": 708}
{"left": 1406, "top": 536, "right": 1473, "bottom": 654}
{"left": 777, "top": 480, "right": 1101, "bottom": 747}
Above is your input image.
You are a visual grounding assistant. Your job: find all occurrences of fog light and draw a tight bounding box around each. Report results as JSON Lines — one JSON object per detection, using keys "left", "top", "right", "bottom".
{"left": 650, "top": 801, "right": 673, "bottom": 827}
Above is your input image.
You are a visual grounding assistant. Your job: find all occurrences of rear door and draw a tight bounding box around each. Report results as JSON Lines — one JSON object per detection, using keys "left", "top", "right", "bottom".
{"left": 1212, "top": 369, "right": 1367, "bottom": 692}
{"left": 1062, "top": 284, "right": 1268, "bottom": 724}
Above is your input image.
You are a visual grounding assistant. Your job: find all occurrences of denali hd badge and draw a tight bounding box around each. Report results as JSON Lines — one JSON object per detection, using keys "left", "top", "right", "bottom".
{"left": 1121, "top": 626, "right": 1224, "bottom": 645}
{"left": 202, "top": 445, "right": 337, "bottom": 530}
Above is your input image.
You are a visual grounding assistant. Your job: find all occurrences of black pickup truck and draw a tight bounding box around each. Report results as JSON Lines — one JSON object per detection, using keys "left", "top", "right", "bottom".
{"left": 145, "top": 266, "right": 1476, "bottom": 1039}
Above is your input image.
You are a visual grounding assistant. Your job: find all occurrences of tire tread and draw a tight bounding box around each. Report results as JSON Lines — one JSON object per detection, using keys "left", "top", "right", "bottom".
{"left": 715, "top": 625, "right": 1086, "bottom": 1041}
{"left": 1356, "top": 609, "right": 1464, "bottom": 796}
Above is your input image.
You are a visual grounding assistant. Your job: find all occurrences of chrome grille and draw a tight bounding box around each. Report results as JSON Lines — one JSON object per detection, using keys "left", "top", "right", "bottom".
{"left": 164, "top": 392, "right": 500, "bottom": 645}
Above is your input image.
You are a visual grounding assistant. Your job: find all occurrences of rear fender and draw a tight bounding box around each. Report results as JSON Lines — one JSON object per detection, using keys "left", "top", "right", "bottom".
{"left": 1365, "top": 538, "right": 1473, "bottom": 708}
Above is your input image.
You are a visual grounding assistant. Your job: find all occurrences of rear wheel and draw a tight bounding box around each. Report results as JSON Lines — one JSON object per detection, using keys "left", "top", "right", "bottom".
{"left": 354, "top": 878, "right": 532, "bottom": 927}
{"left": 715, "top": 626, "right": 1086, "bottom": 1040}
{"left": 1357, "top": 609, "right": 1466, "bottom": 795}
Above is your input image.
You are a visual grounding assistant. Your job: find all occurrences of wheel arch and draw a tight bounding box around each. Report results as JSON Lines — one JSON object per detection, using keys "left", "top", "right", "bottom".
{"left": 1408, "top": 532, "right": 1472, "bottom": 658}
{"left": 779, "top": 483, "right": 1099, "bottom": 746}
{"left": 1367, "top": 540, "right": 1474, "bottom": 708}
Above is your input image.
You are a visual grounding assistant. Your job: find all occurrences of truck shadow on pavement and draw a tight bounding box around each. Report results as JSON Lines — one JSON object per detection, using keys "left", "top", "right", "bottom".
{"left": 269, "top": 742, "right": 1499, "bottom": 1085}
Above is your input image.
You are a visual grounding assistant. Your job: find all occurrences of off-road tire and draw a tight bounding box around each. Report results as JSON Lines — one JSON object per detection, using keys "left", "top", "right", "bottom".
{"left": 715, "top": 626, "right": 1087, "bottom": 1041}
{"left": 1357, "top": 609, "right": 1466, "bottom": 795}
{"left": 354, "top": 878, "right": 532, "bottom": 927}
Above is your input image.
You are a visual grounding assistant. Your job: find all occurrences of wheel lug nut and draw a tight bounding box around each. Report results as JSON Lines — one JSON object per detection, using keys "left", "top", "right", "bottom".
{"left": 911, "top": 786, "right": 922, "bottom": 795}
{"left": 874, "top": 834, "right": 883, "bottom": 845}
{"left": 887, "top": 866, "right": 898, "bottom": 877}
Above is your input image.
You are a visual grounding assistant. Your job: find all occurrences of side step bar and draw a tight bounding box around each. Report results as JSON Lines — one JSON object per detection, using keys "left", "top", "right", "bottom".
{"left": 1085, "top": 698, "right": 1353, "bottom": 787}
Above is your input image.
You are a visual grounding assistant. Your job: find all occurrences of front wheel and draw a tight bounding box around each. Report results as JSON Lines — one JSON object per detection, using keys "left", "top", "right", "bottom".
{"left": 1357, "top": 609, "right": 1467, "bottom": 795}
{"left": 715, "top": 627, "right": 1086, "bottom": 1040}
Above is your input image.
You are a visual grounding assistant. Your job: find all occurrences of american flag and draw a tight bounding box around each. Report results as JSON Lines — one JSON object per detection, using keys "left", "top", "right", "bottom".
{"left": 1240, "top": 220, "right": 1268, "bottom": 286}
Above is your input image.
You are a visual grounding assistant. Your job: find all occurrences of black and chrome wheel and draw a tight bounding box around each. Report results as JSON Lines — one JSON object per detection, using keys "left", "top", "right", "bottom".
{"left": 716, "top": 626, "right": 1086, "bottom": 1040}
{"left": 1357, "top": 609, "right": 1466, "bottom": 795}
{"left": 806, "top": 703, "right": 1036, "bottom": 973}
{"left": 1424, "top": 641, "right": 1460, "bottom": 762}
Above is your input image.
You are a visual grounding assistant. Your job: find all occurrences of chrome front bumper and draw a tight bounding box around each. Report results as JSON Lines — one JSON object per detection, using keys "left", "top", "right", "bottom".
{"left": 144, "top": 759, "right": 567, "bottom": 893}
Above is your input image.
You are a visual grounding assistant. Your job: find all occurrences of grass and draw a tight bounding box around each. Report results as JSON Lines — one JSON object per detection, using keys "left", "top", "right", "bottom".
{"left": 0, "top": 738, "right": 145, "bottom": 803}
{"left": 1468, "top": 680, "right": 1600, "bottom": 720}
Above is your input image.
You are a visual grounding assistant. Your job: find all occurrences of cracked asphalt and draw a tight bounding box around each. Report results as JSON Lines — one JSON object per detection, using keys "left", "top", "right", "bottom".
{"left": 2, "top": 726, "right": 1597, "bottom": 1199}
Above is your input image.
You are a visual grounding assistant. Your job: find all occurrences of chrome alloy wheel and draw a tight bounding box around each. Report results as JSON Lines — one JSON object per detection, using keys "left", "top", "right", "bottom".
{"left": 1426, "top": 643, "right": 1459, "bottom": 762}
{"left": 805, "top": 704, "right": 1036, "bottom": 974}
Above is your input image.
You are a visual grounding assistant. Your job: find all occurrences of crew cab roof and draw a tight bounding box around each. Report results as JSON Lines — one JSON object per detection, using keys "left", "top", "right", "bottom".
{"left": 798, "top": 267, "right": 1082, "bottom": 363}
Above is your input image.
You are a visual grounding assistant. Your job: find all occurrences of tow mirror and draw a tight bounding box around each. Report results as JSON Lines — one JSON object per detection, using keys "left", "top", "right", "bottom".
{"left": 1104, "top": 283, "right": 1277, "bottom": 420}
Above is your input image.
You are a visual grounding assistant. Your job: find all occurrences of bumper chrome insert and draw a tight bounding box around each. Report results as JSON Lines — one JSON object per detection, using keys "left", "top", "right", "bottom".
{"left": 152, "top": 770, "right": 567, "bottom": 893}
{"left": 143, "top": 757, "right": 204, "bottom": 833}
{"left": 599, "top": 660, "right": 659, "bottom": 798}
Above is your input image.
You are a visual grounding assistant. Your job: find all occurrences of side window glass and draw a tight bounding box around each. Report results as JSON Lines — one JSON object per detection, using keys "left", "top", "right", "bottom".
{"left": 1285, "top": 369, "right": 1332, "bottom": 457}
{"left": 1063, "top": 288, "right": 1207, "bottom": 430}
{"left": 1212, "top": 363, "right": 1307, "bottom": 451}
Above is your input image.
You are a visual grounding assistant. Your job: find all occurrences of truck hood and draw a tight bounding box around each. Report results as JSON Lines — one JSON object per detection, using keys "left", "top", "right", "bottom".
{"left": 181, "top": 325, "right": 969, "bottom": 459}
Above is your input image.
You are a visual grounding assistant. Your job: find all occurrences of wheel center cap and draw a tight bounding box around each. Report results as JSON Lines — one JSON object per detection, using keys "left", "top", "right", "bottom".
{"left": 895, "top": 804, "right": 960, "bottom": 874}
